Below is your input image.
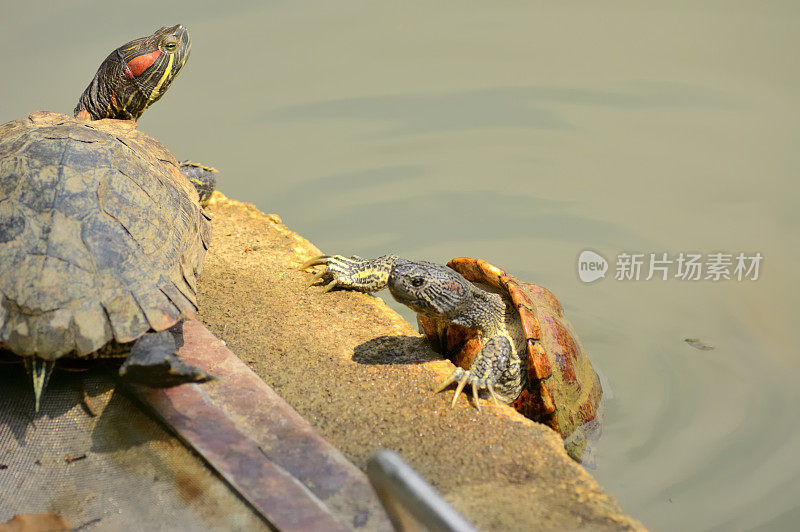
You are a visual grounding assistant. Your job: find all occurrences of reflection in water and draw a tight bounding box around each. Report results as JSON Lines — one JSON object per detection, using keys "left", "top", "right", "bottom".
{"left": 279, "top": 184, "right": 650, "bottom": 254}
{"left": 266, "top": 83, "right": 733, "bottom": 135}
{"left": 2, "top": 2, "right": 799, "bottom": 530}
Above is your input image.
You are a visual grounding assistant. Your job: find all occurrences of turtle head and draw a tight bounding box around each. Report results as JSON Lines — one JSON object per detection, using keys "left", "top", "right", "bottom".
{"left": 74, "top": 24, "right": 191, "bottom": 121}
{"left": 388, "top": 261, "right": 473, "bottom": 321}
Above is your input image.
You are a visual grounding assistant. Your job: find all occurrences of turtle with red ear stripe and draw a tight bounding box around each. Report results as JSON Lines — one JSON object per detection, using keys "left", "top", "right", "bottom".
{"left": 75, "top": 24, "right": 192, "bottom": 121}
{"left": 0, "top": 25, "right": 218, "bottom": 412}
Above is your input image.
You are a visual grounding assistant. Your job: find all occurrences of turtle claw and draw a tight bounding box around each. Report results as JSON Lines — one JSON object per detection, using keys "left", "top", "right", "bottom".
{"left": 487, "top": 384, "right": 502, "bottom": 406}
{"left": 436, "top": 367, "right": 500, "bottom": 412}
{"left": 307, "top": 269, "right": 327, "bottom": 287}
{"left": 322, "top": 279, "right": 338, "bottom": 293}
{"left": 433, "top": 373, "right": 458, "bottom": 394}
{"left": 451, "top": 374, "right": 469, "bottom": 408}
{"left": 472, "top": 381, "right": 481, "bottom": 412}
{"left": 302, "top": 255, "right": 338, "bottom": 290}
{"left": 300, "top": 254, "right": 329, "bottom": 270}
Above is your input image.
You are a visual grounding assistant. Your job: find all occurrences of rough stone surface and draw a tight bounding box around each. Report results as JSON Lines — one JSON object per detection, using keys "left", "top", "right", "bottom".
{"left": 198, "top": 192, "right": 646, "bottom": 531}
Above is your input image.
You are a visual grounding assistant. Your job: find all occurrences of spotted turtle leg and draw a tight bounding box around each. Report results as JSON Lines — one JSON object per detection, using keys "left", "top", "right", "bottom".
{"left": 435, "top": 334, "right": 522, "bottom": 412}
{"left": 118, "top": 322, "right": 211, "bottom": 387}
{"left": 302, "top": 254, "right": 398, "bottom": 293}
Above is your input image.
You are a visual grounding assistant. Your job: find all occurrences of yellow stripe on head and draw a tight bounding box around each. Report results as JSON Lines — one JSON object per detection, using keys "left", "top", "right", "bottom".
{"left": 148, "top": 53, "right": 174, "bottom": 103}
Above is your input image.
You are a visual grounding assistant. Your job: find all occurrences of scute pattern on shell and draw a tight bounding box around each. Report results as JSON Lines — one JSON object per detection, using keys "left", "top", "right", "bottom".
{"left": 0, "top": 112, "right": 211, "bottom": 359}
{"left": 442, "top": 257, "right": 602, "bottom": 441}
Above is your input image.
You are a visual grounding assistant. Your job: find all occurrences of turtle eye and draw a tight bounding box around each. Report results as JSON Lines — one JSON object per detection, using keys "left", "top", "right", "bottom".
{"left": 163, "top": 40, "right": 178, "bottom": 52}
{"left": 411, "top": 277, "right": 425, "bottom": 288}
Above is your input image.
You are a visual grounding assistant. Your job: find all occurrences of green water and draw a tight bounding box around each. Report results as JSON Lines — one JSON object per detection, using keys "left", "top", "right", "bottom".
{"left": 2, "top": 2, "right": 798, "bottom": 530}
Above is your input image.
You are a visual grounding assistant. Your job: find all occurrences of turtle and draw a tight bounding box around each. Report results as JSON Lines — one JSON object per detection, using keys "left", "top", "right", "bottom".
{"left": 302, "top": 254, "right": 603, "bottom": 461}
{"left": 0, "top": 24, "right": 217, "bottom": 412}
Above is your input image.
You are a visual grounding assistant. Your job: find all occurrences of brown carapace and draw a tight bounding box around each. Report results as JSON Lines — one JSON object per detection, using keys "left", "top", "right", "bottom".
{"left": 0, "top": 25, "right": 211, "bottom": 412}
{"left": 418, "top": 258, "right": 603, "bottom": 454}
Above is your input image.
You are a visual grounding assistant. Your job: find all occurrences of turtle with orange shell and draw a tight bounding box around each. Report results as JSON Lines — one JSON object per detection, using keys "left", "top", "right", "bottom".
{"left": 303, "top": 254, "right": 603, "bottom": 461}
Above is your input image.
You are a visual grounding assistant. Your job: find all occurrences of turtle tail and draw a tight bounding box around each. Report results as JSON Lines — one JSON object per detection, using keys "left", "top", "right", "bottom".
{"left": 23, "top": 357, "right": 55, "bottom": 413}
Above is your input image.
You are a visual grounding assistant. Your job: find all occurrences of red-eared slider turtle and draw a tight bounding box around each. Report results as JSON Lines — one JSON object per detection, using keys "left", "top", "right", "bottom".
{"left": 0, "top": 25, "right": 217, "bottom": 411}
{"left": 303, "top": 255, "right": 603, "bottom": 461}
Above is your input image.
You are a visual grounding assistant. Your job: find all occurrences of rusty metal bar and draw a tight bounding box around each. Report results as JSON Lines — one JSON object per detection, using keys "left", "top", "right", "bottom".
{"left": 128, "top": 320, "right": 390, "bottom": 531}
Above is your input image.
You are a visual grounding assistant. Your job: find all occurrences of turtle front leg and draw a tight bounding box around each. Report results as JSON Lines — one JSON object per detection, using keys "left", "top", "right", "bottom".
{"left": 119, "top": 324, "right": 211, "bottom": 387}
{"left": 435, "top": 334, "right": 523, "bottom": 412}
{"left": 302, "top": 254, "right": 398, "bottom": 293}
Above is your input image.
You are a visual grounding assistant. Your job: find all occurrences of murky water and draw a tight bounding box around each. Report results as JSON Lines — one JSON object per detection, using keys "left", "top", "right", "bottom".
{"left": 2, "top": 2, "right": 799, "bottom": 530}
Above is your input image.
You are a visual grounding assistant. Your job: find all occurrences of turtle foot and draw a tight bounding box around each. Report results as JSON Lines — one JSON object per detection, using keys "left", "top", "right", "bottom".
{"left": 119, "top": 330, "right": 212, "bottom": 387}
{"left": 301, "top": 254, "right": 348, "bottom": 292}
{"left": 301, "top": 254, "right": 394, "bottom": 293}
{"left": 434, "top": 368, "right": 501, "bottom": 413}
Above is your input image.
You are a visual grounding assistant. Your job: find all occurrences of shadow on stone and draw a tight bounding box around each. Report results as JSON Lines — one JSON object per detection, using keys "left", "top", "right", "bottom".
{"left": 352, "top": 335, "right": 443, "bottom": 365}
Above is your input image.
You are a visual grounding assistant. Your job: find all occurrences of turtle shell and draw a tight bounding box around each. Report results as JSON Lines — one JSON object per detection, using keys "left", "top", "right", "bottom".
{"left": 0, "top": 111, "right": 211, "bottom": 359}
{"left": 417, "top": 257, "right": 602, "bottom": 443}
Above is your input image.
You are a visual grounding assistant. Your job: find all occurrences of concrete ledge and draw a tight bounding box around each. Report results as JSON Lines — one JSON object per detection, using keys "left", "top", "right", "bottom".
{"left": 198, "top": 192, "right": 646, "bottom": 531}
